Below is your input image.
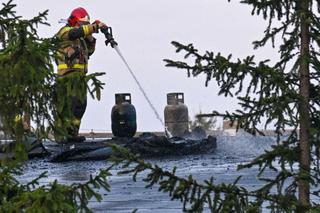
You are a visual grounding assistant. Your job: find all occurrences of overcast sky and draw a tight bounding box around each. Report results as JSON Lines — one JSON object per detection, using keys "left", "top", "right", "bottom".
{"left": 12, "top": 0, "right": 279, "bottom": 132}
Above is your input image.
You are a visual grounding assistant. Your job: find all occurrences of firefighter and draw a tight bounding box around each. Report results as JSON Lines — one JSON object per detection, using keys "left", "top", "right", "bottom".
{"left": 54, "top": 7, "right": 107, "bottom": 142}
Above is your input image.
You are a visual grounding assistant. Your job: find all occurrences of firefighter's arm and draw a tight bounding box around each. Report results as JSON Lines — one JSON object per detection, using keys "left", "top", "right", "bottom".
{"left": 57, "top": 24, "right": 99, "bottom": 41}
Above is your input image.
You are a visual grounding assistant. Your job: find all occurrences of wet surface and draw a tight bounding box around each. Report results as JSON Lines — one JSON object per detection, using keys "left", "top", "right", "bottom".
{"left": 18, "top": 131, "right": 278, "bottom": 212}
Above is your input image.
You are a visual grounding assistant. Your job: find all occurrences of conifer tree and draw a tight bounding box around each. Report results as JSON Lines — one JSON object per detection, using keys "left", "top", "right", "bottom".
{"left": 162, "top": 0, "right": 319, "bottom": 211}
{"left": 0, "top": 1, "right": 110, "bottom": 212}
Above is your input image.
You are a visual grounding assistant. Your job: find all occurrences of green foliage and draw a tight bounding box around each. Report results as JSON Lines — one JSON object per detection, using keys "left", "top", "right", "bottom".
{"left": 0, "top": 1, "right": 109, "bottom": 212}
{"left": 0, "top": 163, "right": 113, "bottom": 213}
{"left": 0, "top": 1, "right": 54, "bottom": 140}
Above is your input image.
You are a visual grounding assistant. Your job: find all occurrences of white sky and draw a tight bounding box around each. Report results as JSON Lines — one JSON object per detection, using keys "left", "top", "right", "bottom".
{"left": 12, "top": 0, "right": 279, "bottom": 132}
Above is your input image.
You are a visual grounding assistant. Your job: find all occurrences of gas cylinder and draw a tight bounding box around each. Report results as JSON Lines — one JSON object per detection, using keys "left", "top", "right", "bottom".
{"left": 111, "top": 93, "right": 137, "bottom": 137}
{"left": 164, "top": 93, "right": 189, "bottom": 137}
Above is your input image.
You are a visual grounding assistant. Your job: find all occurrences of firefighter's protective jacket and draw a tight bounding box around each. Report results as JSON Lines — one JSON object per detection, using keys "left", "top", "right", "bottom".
{"left": 55, "top": 24, "right": 98, "bottom": 76}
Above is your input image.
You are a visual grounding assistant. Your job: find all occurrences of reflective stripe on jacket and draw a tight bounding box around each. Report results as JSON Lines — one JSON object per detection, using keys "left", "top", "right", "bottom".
{"left": 57, "top": 64, "right": 88, "bottom": 75}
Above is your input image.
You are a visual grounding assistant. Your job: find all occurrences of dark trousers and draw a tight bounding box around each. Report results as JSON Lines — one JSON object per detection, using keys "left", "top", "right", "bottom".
{"left": 68, "top": 96, "right": 87, "bottom": 137}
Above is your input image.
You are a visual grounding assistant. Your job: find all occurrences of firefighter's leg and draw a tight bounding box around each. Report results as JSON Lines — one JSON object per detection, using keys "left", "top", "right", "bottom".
{"left": 53, "top": 80, "right": 68, "bottom": 143}
{"left": 67, "top": 95, "right": 87, "bottom": 142}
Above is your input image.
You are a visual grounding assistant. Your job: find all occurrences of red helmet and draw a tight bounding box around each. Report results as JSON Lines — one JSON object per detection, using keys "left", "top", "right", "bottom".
{"left": 68, "top": 7, "right": 90, "bottom": 26}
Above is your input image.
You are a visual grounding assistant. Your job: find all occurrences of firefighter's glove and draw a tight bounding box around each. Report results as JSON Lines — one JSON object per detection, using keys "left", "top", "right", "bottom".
{"left": 93, "top": 20, "right": 108, "bottom": 33}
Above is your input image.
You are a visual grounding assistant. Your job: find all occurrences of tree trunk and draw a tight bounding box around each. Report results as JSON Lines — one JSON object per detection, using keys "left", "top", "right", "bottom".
{"left": 298, "top": 0, "right": 311, "bottom": 210}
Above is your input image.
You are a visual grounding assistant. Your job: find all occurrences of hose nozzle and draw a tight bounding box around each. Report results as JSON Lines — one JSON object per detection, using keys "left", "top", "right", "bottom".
{"left": 101, "top": 27, "right": 118, "bottom": 48}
